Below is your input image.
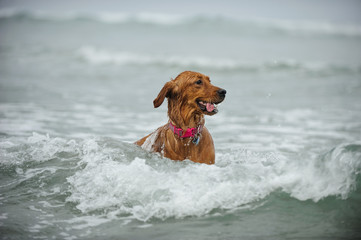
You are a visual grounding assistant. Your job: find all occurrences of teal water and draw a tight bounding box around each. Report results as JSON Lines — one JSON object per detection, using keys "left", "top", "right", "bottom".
{"left": 1, "top": 1, "right": 361, "bottom": 239}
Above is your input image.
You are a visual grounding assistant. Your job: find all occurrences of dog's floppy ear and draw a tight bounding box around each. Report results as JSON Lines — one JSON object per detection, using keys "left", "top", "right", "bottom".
{"left": 153, "top": 80, "right": 177, "bottom": 108}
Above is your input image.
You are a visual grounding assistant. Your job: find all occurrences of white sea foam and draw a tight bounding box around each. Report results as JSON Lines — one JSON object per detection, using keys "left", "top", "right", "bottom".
{"left": 0, "top": 213, "right": 8, "bottom": 220}
{"left": 61, "top": 215, "right": 111, "bottom": 230}
{"left": 64, "top": 135, "right": 361, "bottom": 222}
{"left": 77, "top": 46, "right": 361, "bottom": 73}
{"left": 0, "top": 8, "right": 186, "bottom": 26}
{"left": 251, "top": 17, "right": 361, "bottom": 37}
{"left": 1, "top": 131, "right": 360, "bottom": 222}
{"left": 94, "top": 12, "right": 185, "bottom": 25}
{"left": 77, "top": 46, "right": 243, "bottom": 70}
{"left": 1, "top": 8, "right": 360, "bottom": 37}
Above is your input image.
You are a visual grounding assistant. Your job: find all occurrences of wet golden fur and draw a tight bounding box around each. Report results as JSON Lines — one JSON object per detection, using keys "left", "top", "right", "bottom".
{"left": 135, "top": 71, "right": 226, "bottom": 164}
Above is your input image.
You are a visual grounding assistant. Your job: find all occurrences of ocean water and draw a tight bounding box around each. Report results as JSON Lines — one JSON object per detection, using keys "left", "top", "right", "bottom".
{"left": 1, "top": 1, "right": 361, "bottom": 239}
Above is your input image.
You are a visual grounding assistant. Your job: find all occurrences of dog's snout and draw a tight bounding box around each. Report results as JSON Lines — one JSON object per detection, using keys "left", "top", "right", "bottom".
{"left": 217, "top": 89, "right": 227, "bottom": 97}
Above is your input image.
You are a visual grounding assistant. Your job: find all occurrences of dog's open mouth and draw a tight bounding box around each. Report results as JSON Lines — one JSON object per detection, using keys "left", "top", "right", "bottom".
{"left": 197, "top": 100, "right": 219, "bottom": 114}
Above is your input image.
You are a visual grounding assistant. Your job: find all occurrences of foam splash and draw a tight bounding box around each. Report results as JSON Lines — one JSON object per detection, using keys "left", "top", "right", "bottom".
{"left": 1, "top": 134, "right": 360, "bottom": 222}
{"left": 67, "top": 156, "right": 271, "bottom": 221}
{"left": 65, "top": 136, "right": 361, "bottom": 222}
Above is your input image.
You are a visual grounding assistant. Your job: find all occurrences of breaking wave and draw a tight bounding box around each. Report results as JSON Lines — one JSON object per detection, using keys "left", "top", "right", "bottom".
{"left": 1, "top": 8, "right": 361, "bottom": 37}
{"left": 77, "top": 46, "right": 361, "bottom": 74}
{"left": 3, "top": 133, "right": 359, "bottom": 222}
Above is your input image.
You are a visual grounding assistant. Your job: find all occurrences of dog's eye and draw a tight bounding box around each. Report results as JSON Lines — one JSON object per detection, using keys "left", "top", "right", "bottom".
{"left": 195, "top": 79, "right": 202, "bottom": 85}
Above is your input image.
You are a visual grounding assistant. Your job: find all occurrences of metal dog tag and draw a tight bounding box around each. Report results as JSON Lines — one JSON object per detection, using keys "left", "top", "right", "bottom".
{"left": 192, "top": 134, "right": 200, "bottom": 145}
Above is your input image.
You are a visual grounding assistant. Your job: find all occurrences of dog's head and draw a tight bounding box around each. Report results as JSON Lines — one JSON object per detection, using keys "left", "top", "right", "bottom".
{"left": 153, "top": 71, "right": 226, "bottom": 119}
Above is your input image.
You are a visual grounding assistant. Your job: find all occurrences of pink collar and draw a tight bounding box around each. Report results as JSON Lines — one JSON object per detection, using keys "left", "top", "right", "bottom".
{"left": 169, "top": 121, "right": 203, "bottom": 138}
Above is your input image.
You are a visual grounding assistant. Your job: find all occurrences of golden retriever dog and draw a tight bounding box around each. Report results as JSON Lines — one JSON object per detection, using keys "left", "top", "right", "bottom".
{"left": 135, "top": 71, "right": 226, "bottom": 164}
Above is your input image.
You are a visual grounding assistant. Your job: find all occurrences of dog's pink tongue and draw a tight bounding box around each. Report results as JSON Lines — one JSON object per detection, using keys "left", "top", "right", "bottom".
{"left": 206, "top": 103, "right": 215, "bottom": 112}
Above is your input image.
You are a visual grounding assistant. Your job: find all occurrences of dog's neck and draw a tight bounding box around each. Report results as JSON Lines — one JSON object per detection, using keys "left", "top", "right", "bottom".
{"left": 168, "top": 121, "right": 203, "bottom": 139}
{"left": 168, "top": 114, "right": 204, "bottom": 132}
{"left": 167, "top": 101, "right": 205, "bottom": 131}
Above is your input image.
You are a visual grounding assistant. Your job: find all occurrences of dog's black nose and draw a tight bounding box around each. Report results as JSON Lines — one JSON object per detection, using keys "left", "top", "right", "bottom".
{"left": 217, "top": 89, "right": 227, "bottom": 96}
